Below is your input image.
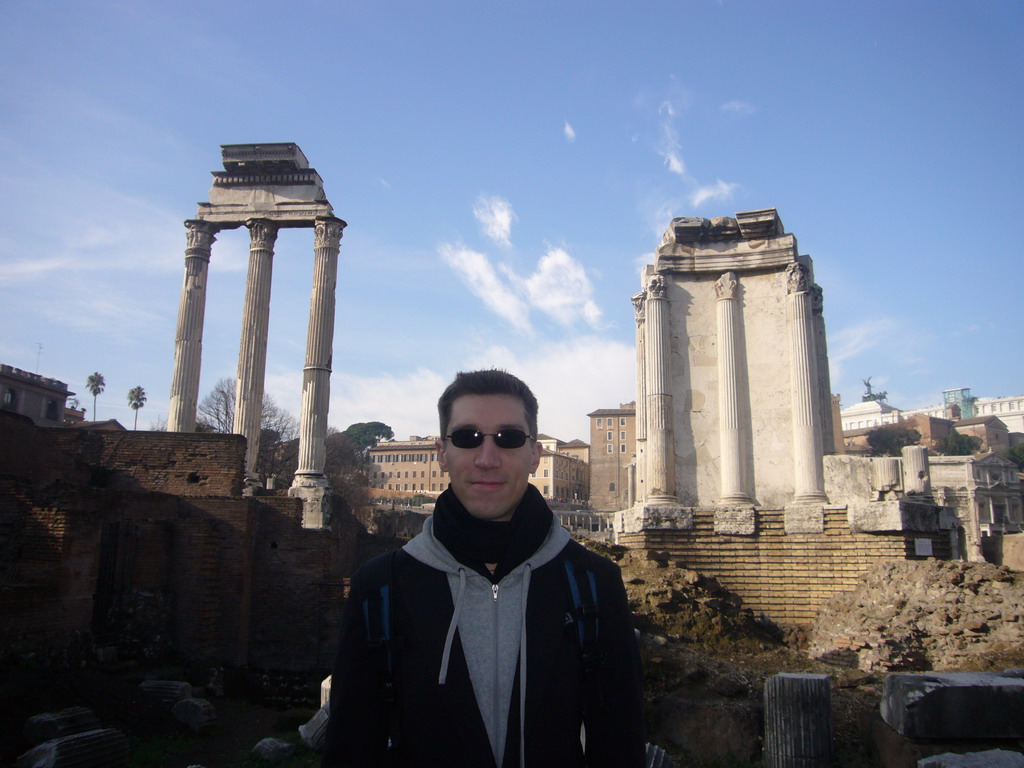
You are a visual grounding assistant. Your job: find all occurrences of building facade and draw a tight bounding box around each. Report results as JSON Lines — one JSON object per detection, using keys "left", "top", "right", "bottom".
{"left": 534, "top": 435, "right": 589, "bottom": 503}
{"left": 368, "top": 437, "right": 448, "bottom": 494}
{"left": 0, "top": 364, "right": 73, "bottom": 427}
{"left": 587, "top": 403, "right": 636, "bottom": 511}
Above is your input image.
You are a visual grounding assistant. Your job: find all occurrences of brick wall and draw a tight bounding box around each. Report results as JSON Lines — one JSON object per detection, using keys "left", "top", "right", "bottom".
{"left": 0, "top": 414, "right": 362, "bottom": 671}
{"left": 619, "top": 506, "right": 952, "bottom": 626}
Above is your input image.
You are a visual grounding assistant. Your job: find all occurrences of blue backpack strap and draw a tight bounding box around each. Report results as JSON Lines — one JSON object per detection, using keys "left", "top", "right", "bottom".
{"left": 360, "top": 550, "right": 403, "bottom": 757}
{"left": 563, "top": 555, "right": 602, "bottom": 679}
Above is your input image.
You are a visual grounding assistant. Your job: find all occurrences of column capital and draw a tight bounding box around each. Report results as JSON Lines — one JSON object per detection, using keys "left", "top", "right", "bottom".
{"left": 647, "top": 273, "right": 668, "bottom": 299}
{"left": 631, "top": 291, "right": 646, "bottom": 324}
{"left": 714, "top": 271, "right": 739, "bottom": 300}
{"left": 184, "top": 219, "right": 218, "bottom": 251}
{"left": 245, "top": 218, "right": 279, "bottom": 249}
{"left": 786, "top": 262, "right": 809, "bottom": 295}
{"left": 314, "top": 216, "right": 346, "bottom": 248}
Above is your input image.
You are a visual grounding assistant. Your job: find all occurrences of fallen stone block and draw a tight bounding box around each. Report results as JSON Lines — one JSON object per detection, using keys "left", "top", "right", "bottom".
{"left": 171, "top": 698, "right": 217, "bottom": 733}
{"left": 16, "top": 728, "right": 129, "bottom": 768}
{"left": 918, "top": 750, "right": 1024, "bottom": 767}
{"left": 298, "top": 703, "right": 330, "bottom": 750}
{"left": 881, "top": 673, "right": 1024, "bottom": 739}
{"left": 252, "top": 737, "right": 296, "bottom": 762}
{"left": 320, "top": 675, "right": 332, "bottom": 707}
{"left": 23, "top": 707, "right": 101, "bottom": 745}
{"left": 138, "top": 680, "right": 192, "bottom": 706}
{"left": 645, "top": 742, "right": 675, "bottom": 768}
{"left": 868, "top": 711, "right": 1024, "bottom": 768}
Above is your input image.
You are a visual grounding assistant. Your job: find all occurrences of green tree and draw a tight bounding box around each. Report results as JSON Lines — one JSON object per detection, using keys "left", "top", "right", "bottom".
{"left": 1001, "top": 444, "right": 1024, "bottom": 470}
{"left": 85, "top": 372, "right": 105, "bottom": 421}
{"left": 866, "top": 422, "right": 921, "bottom": 457}
{"left": 934, "top": 429, "right": 982, "bottom": 456}
{"left": 127, "top": 386, "right": 147, "bottom": 430}
{"left": 343, "top": 421, "right": 394, "bottom": 454}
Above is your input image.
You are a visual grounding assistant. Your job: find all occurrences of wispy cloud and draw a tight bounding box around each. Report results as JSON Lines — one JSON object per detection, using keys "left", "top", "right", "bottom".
{"left": 439, "top": 243, "right": 532, "bottom": 333}
{"left": 689, "top": 179, "right": 737, "bottom": 207}
{"left": 828, "top": 317, "right": 899, "bottom": 385}
{"left": 563, "top": 121, "right": 576, "bottom": 143}
{"left": 516, "top": 247, "right": 602, "bottom": 328}
{"left": 721, "top": 100, "right": 755, "bottom": 116}
{"left": 657, "top": 122, "right": 685, "bottom": 176}
{"left": 473, "top": 195, "right": 516, "bottom": 247}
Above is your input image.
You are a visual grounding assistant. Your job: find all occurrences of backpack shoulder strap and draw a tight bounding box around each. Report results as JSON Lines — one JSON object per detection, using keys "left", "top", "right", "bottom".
{"left": 561, "top": 544, "right": 602, "bottom": 677}
{"left": 359, "top": 549, "right": 404, "bottom": 759}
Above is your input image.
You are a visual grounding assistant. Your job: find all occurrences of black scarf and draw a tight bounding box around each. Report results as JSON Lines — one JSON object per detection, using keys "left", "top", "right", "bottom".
{"left": 432, "top": 484, "right": 553, "bottom": 583}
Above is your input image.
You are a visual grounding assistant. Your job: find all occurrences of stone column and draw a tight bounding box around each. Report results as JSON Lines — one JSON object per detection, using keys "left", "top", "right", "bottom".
{"left": 632, "top": 290, "right": 647, "bottom": 503}
{"left": 785, "top": 263, "right": 828, "bottom": 504}
{"left": 715, "top": 271, "right": 752, "bottom": 505}
{"left": 168, "top": 220, "right": 217, "bottom": 432}
{"left": 234, "top": 218, "right": 278, "bottom": 483}
{"left": 293, "top": 217, "right": 345, "bottom": 487}
{"left": 644, "top": 274, "right": 676, "bottom": 501}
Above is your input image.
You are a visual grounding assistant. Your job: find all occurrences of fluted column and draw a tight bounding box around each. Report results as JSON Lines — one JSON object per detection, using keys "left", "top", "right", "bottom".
{"left": 715, "top": 272, "right": 752, "bottom": 505}
{"left": 293, "top": 217, "right": 346, "bottom": 484}
{"left": 632, "top": 290, "right": 647, "bottom": 503}
{"left": 644, "top": 274, "right": 677, "bottom": 500}
{"left": 234, "top": 219, "right": 278, "bottom": 482}
{"left": 785, "top": 263, "right": 827, "bottom": 503}
{"left": 168, "top": 220, "right": 217, "bottom": 432}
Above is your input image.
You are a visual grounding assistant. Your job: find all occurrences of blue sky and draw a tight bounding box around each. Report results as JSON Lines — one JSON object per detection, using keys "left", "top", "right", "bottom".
{"left": 2, "top": 0, "right": 1021, "bottom": 442}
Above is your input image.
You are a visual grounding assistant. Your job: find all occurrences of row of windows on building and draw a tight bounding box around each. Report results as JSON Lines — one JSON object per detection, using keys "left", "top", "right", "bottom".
{"left": 605, "top": 430, "right": 627, "bottom": 441}
{"left": 595, "top": 417, "right": 629, "bottom": 426}
{"left": 373, "top": 470, "right": 443, "bottom": 479}
{"left": 2, "top": 388, "right": 61, "bottom": 421}
{"left": 373, "top": 452, "right": 436, "bottom": 463}
{"left": 607, "top": 444, "right": 628, "bottom": 453}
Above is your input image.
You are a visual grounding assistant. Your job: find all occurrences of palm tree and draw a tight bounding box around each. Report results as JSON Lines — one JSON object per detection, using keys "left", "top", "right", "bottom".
{"left": 127, "top": 386, "right": 147, "bottom": 430}
{"left": 86, "top": 372, "right": 105, "bottom": 421}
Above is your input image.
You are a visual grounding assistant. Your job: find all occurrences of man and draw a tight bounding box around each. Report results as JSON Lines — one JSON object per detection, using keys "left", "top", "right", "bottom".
{"left": 322, "top": 369, "right": 645, "bottom": 768}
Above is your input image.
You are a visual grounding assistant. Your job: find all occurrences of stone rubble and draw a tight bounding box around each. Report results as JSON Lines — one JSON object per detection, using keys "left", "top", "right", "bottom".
{"left": 808, "top": 560, "right": 1024, "bottom": 672}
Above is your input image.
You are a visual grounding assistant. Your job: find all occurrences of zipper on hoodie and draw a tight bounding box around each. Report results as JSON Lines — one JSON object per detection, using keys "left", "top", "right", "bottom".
{"left": 492, "top": 580, "right": 500, "bottom": 760}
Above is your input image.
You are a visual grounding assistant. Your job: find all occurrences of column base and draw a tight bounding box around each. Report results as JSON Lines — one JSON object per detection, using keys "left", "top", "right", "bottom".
{"left": 784, "top": 502, "right": 825, "bottom": 534}
{"left": 289, "top": 474, "right": 332, "bottom": 529}
{"left": 615, "top": 498, "right": 693, "bottom": 535}
{"left": 714, "top": 505, "right": 756, "bottom": 535}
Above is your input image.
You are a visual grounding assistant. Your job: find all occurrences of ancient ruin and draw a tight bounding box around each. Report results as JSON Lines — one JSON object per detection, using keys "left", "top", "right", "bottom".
{"left": 618, "top": 210, "right": 957, "bottom": 624}
{"left": 167, "top": 143, "right": 345, "bottom": 526}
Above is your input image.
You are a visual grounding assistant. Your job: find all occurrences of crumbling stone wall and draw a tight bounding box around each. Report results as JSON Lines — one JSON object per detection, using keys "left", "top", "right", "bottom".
{"left": 619, "top": 506, "right": 951, "bottom": 626}
{"left": 0, "top": 411, "right": 360, "bottom": 671}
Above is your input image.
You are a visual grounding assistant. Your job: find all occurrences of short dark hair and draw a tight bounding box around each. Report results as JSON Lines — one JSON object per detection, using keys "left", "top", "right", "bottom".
{"left": 438, "top": 369, "right": 539, "bottom": 439}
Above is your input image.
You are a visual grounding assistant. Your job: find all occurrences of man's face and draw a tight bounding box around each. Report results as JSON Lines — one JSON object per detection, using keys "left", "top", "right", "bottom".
{"left": 436, "top": 394, "right": 541, "bottom": 521}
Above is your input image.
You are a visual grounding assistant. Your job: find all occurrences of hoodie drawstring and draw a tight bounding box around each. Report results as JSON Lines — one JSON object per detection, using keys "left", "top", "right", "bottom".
{"left": 518, "top": 563, "right": 532, "bottom": 768}
{"left": 439, "top": 567, "right": 467, "bottom": 685}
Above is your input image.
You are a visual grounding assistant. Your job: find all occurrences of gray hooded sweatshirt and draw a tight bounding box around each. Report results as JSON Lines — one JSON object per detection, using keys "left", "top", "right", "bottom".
{"left": 403, "top": 514, "right": 571, "bottom": 768}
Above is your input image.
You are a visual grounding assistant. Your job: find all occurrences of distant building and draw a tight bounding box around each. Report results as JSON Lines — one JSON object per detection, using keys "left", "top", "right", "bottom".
{"left": 0, "top": 363, "right": 73, "bottom": 427}
{"left": 368, "top": 436, "right": 447, "bottom": 495}
{"left": 587, "top": 402, "right": 636, "bottom": 511}
{"left": 533, "top": 435, "right": 589, "bottom": 503}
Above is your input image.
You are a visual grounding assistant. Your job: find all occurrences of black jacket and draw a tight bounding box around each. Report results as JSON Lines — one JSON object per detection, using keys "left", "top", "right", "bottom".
{"left": 322, "top": 526, "right": 645, "bottom": 767}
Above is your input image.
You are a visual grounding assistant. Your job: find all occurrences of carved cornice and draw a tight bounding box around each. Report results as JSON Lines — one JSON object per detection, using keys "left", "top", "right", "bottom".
{"left": 314, "top": 217, "right": 346, "bottom": 249}
{"left": 647, "top": 274, "right": 667, "bottom": 299}
{"left": 184, "top": 219, "right": 217, "bottom": 254}
{"left": 786, "top": 262, "right": 809, "bottom": 295}
{"left": 714, "top": 271, "right": 738, "bottom": 300}
{"left": 246, "top": 219, "right": 279, "bottom": 250}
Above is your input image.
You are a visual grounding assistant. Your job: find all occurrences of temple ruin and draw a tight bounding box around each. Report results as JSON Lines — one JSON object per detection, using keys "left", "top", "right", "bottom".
{"left": 167, "top": 143, "right": 345, "bottom": 526}
{"left": 618, "top": 209, "right": 957, "bottom": 624}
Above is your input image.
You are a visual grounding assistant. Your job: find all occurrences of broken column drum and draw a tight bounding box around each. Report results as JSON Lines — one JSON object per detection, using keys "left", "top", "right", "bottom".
{"left": 166, "top": 144, "right": 345, "bottom": 521}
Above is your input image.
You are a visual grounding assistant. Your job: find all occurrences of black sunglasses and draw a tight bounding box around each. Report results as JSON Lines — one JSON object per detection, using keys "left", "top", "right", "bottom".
{"left": 446, "top": 428, "right": 535, "bottom": 450}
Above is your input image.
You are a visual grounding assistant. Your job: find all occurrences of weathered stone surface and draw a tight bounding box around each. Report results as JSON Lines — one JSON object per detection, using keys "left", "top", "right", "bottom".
{"left": 251, "top": 737, "right": 296, "bottom": 762}
{"left": 713, "top": 506, "right": 755, "bottom": 535}
{"left": 16, "top": 728, "right": 129, "bottom": 768}
{"left": 763, "top": 673, "right": 832, "bottom": 768}
{"left": 171, "top": 698, "right": 217, "bottom": 733}
{"left": 656, "top": 694, "right": 761, "bottom": 763}
{"left": 298, "top": 703, "right": 330, "bottom": 750}
{"left": 617, "top": 502, "right": 693, "bottom": 533}
{"left": 881, "top": 672, "right": 1024, "bottom": 739}
{"left": 810, "top": 560, "right": 1024, "bottom": 672}
{"left": 23, "top": 707, "right": 101, "bottom": 745}
{"left": 918, "top": 750, "right": 1024, "bottom": 767}
{"left": 784, "top": 503, "right": 823, "bottom": 534}
{"left": 139, "top": 680, "right": 192, "bottom": 706}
